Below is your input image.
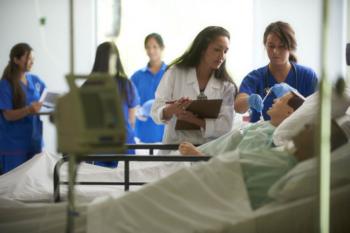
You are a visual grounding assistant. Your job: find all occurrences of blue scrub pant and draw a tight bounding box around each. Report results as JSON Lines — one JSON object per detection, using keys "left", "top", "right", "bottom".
{"left": 0, "top": 152, "right": 37, "bottom": 175}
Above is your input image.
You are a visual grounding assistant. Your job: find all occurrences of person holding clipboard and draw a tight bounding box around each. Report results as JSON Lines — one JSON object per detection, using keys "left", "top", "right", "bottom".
{"left": 151, "top": 26, "right": 237, "bottom": 150}
{"left": 0, "top": 43, "right": 46, "bottom": 174}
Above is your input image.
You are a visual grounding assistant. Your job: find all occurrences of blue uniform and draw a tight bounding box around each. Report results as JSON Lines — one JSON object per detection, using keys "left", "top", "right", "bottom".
{"left": 239, "top": 63, "right": 318, "bottom": 122}
{"left": 0, "top": 73, "right": 46, "bottom": 174}
{"left": 93, "top": 77, "right": 140, "bottom": 168}
{"left": 131, "top": 63, "right": 166, "bottom": 142}
{"left": 120, "top": 78, "right": 140, "bottom": 149}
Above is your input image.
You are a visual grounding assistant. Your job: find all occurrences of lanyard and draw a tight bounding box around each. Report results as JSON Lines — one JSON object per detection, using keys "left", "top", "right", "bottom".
{"left": 263, "top": 63, "right": 297, "bottom": 95}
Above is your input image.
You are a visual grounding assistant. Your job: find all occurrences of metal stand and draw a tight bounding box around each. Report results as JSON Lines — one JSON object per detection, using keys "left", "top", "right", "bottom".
{"left": 66, "top": 155, "right": 78, "bottom": 233}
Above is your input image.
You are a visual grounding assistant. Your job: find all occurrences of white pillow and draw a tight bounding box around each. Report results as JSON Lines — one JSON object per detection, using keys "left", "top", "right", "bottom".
{"left": 273, "top": 87, "right": 350, "bottom": 146}
{"left": 268, "top": 142, "right": 350, "bottom": 202}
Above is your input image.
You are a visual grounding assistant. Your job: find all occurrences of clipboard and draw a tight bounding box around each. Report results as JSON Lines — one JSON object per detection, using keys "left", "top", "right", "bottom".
{"left": 175, "top": 99, "right": 223, "bottom": 130}
{"left": 40, "top": 89, "right": 60, "bottom": 108}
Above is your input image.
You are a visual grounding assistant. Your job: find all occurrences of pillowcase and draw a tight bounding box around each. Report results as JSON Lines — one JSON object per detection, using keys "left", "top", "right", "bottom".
{"left": 268, "top": 142, "right": 350, "bottom": 202}
{"left": 273, "top": 87, "right": 350, "bottom": 146}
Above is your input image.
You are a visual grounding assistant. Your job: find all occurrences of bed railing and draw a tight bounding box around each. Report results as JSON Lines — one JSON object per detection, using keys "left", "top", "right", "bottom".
{"left": 53, "top": 143, "right": 210, "bottom": 202}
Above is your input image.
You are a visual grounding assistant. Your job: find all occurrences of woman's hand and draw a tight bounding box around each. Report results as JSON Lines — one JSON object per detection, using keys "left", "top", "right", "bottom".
{"left": 176, "top": 110, "right": 205, "bottom": 129}
{"left": 162, "top": 97, "right": 191, "bottom": 120}
{"left": 28, "top": 102, "right": 43, "bottom": 114}
{"left": 179, "top": 142, "right": 203, "bottom": 156}
{"left": 3, "top": 101, "right": 43, "bottom": 121}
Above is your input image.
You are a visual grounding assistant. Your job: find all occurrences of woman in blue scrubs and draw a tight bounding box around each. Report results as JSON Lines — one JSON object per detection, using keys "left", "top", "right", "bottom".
{"left": 131, "top": 33, "right": 166, "bottom": 143}
{"left": 88, "top": 42, "right": 139, "bottom": 168}
{"left": 234, "top": 21, "right": 318, "bottom": 122}
{"left": 0, "top": 43, "right": 46, "bottom": 174}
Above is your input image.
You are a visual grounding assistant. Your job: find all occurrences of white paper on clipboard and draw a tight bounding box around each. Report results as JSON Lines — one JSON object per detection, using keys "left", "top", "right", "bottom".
{"left": 39, "top": 89, "right": 60, "bottom": 108}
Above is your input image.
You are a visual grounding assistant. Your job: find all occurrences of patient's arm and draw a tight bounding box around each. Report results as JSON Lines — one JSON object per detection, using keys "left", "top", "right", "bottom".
{"left": 179, "top": 142, "right": 204, "bottom": 156}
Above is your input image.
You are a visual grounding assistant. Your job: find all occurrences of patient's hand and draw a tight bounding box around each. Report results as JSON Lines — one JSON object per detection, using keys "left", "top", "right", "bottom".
{"left": 179, "top": 142, "right": 203, "bottom": 156}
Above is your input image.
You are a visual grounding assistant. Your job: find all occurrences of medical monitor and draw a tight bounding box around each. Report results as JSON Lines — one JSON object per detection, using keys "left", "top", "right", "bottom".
{"left": 55, "top": 74, "right": 125, "bottom": 154}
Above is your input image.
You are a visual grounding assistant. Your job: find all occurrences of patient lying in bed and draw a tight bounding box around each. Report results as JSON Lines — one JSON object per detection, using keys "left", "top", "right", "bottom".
{"left": 176, "top": 91, "right": 306, "bottom": 209}
{"left": 179, "top": 91, "right": 305, "bottom": 157}
{"left": 87, "top": 117, "right": 349, "bottom": 233}
{"left": 178, "top": 90, "right": 349, "bottom": 208}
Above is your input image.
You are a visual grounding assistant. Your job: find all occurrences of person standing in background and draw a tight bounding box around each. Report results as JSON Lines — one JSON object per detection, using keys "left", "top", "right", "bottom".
{"left": 88, "top": 41, "right": 139, "bottom": 168}
{"left": 131, "top": 33, "right": 166, "bottom": 143}
{"left": 234, "top": 21, "right": 318, "bottom": 122}
{"left": 0, "top": 43, "right": 45, "bottom": 174}
{"left": 151, "top": 26, "right": 237, "bottom": 151}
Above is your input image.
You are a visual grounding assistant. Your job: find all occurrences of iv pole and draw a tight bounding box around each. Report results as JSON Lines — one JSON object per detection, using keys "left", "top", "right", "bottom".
{"left": 66, "top": 0, "right": 78, "bottom": 232}
{"left": 318, "top": 0, "right": 331, "bottom": 232}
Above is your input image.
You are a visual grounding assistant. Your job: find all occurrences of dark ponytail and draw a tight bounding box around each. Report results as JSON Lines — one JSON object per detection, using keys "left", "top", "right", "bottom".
{"left": 288, "top": 52, "right": 297, "bottom": 63}
{"left": 263, "top": 21, "right": 298, "bottom": 63}
{"left": 1, "top": 43, "right": 32, "bottom": 109}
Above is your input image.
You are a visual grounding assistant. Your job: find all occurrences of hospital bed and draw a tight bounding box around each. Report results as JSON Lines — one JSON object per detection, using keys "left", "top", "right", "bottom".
{"left": 53, "top": 143, "right": 209, "bottom": 202}
{"left": 1, "top": 147, "right": 349, "bottom": 233}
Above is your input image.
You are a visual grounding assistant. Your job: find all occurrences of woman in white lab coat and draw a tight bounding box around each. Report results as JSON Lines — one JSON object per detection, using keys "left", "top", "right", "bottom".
{"left": 151, "top": 26, "right": 237, "bottom": 148}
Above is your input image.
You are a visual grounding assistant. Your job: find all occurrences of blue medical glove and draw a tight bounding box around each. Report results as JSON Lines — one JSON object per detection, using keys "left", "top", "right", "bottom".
{"left": 141, "top": 99, "right": 154, "bottom": 117}
{"left": 248, "top": 94, "right": 264, "bottom": 112}
{"left": 271, "top": 83, "right": 296, "bottom": 98}
{"left": 136, "top": 99, "right": 154, "bottom": 121}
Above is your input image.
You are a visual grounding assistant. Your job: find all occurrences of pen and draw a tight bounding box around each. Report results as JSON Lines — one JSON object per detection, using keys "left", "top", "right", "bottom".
{"left": 165, "top": 98, "right": 191, "bottom": 104}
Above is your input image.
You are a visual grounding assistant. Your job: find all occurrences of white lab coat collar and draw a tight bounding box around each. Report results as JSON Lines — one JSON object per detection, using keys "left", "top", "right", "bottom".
{"left": 186, "top": 68, "right": 197, "bottom": 85}
{"left": 186, "top": 68, "right": 221, "bottom": 94}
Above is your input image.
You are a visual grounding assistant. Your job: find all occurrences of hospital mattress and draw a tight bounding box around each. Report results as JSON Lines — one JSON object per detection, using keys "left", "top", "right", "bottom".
{"left": 1, "top": 183, "right": 349, "bottom": 233}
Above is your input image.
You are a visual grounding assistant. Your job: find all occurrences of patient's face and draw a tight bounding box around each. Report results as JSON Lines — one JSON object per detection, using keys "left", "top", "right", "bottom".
{"left": 267, "top": 92, "right": 294, "bottom": 123}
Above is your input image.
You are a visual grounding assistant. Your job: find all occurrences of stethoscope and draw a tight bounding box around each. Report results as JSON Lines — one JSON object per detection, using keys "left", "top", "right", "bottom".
{"left": 197, "top": 90, "right": 208, "bottom": 100}
{"left": 262, "top": 62, "right": 298, "bottom": 98}
{"left": 257, "top": 62, "right": 298, "bottom": 121}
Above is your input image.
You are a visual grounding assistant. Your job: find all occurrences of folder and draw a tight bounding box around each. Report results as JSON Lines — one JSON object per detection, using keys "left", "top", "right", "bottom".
{"left": 175, "top": 99, "right": 223, "bottom": 130}
{"left": 40, "top": 89, "right": 60, "bottom": 108}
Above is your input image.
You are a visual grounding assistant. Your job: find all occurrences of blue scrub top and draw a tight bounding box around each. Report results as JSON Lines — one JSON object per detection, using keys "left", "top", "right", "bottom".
{"left": 118, "top": 78, "right": 140, "bottom": 147}
{"left": 239, "top": 63, "right": 318, "bottom": 122}
{"left": 131, "top": 63, "right": 166, "bottom": 142}
{"left": 0, "top": 73, "right": 46, "bottom": 173}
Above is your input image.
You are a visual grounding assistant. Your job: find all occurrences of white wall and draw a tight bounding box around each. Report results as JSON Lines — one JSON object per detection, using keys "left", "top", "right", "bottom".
{"left": 113, "top": 0, "right": 254, "bottom": 85}
{"left": 253, "top": 0, "right": 348, "bottom": 82}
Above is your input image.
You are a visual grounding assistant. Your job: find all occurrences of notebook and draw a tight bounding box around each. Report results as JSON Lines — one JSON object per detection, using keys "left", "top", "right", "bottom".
{"left": 39, "top": 89, "right": 60, "bottom": 108}
{"left": 175, "top": 99, "right": 223, "bottom": 130}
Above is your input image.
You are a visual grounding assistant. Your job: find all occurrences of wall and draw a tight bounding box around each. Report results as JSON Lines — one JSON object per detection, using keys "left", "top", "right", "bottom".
{"left": 253, "top": 0, "right": 348, "bottom": 81}
{"left": 114, "top": 0, "right": 254, "bottom": 85}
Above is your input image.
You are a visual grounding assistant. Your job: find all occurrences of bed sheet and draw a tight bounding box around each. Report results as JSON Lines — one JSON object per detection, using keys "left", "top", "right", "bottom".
{"left": 87, "top": 151, "right": 255, "bottom": 233}
{"left": 0, "top": 198, "right": 87, "bottom": 233}
{"left": 1, "top": 152, "right": 349, "bottom": 233}
{"left": 0, "top": 151, "right": 185, "bottom": 202}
